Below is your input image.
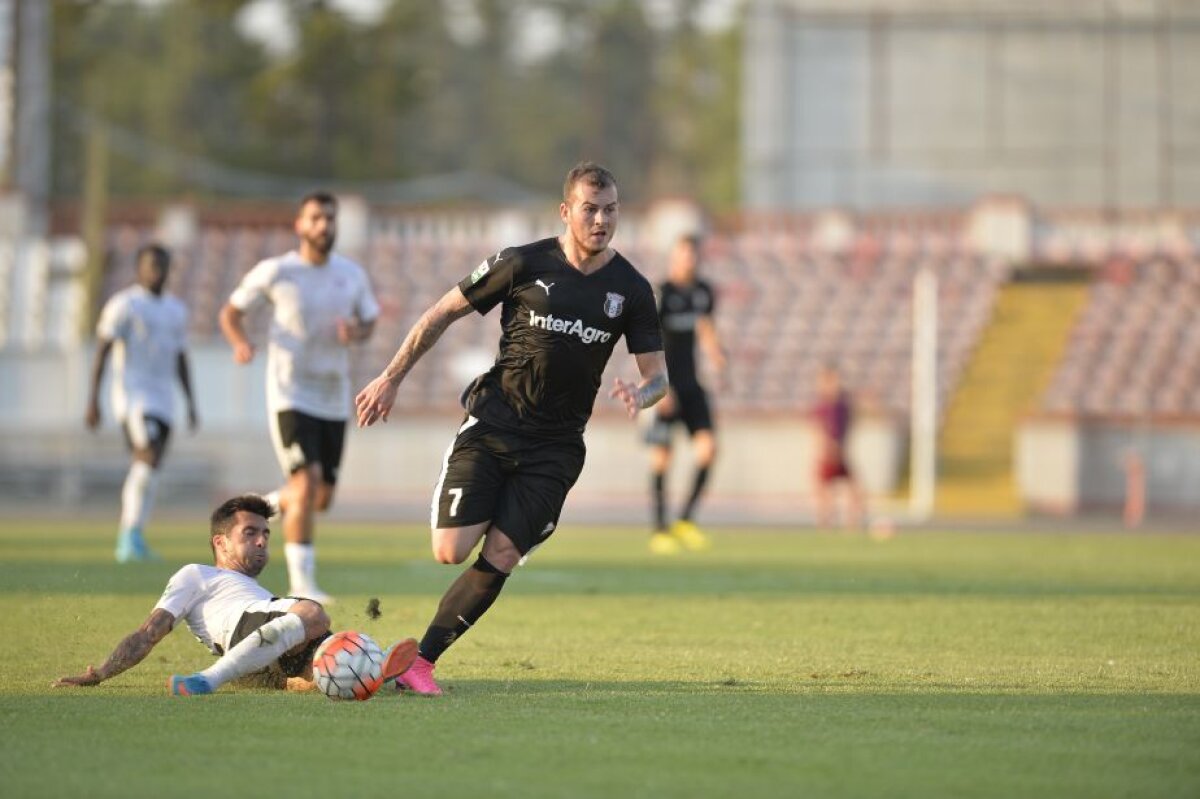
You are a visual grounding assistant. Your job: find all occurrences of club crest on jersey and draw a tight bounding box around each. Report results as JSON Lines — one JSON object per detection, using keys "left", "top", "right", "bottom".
{"left": 604, "top": 292, "right": 625, "bottom": 319}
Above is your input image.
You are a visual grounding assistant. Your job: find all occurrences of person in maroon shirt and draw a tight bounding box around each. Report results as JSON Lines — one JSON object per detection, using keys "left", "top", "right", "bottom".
{"left": 812, "top": 364, "right": 865, "bottom": 529}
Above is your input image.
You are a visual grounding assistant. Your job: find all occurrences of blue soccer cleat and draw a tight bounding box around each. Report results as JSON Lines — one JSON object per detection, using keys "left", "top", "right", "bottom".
{"left": 115, "top": 528, "right": 139, "bottom": 563}
{"left": 129, "top": 528, "right": 162, "bottom": 561}
{"left": 169, "top": 674, "right": 214, "bottom": 696}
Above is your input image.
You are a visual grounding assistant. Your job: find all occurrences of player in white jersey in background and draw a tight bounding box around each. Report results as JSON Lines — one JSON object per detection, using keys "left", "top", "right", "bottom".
{"left": 219, "top": 192, "right": 380, "bottom": 603}
{"left": 86, "top": 244, "right": 197, "bottom": 563}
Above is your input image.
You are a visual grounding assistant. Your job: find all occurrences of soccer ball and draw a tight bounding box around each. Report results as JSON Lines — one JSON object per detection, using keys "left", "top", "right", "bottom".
{"left": 312, "top": 630, "right": 385, "bottom": 701}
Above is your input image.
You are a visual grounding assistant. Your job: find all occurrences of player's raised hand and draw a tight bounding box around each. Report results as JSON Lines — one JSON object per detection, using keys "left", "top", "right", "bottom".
{"left": 53, "top": 665, "right": 103, "bottom": 687}
{"left": 355, "top": 374, "right": 399, "bottom": 427}
{"left": 610, "top": 377, "right": 642, "bottom": 419}
{"left": 232, "top": 341, "right": 255, "bottom": 364}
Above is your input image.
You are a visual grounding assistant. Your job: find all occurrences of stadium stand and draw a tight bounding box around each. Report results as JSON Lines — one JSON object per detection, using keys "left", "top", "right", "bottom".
{"left": 1042, "top": 258, "right": 1200, "bottom": 419}
{"left": 34, "top": 205, "right": 1200, "bottom": 516}
{"left": 94, "top": 212, "right": 1007, "bottom": 420}
{"left": 1033, "top": 209, "right": 1197, "bottom": 265}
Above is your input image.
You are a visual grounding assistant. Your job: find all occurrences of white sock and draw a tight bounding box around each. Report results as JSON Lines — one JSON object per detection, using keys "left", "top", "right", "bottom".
{"left": 263, "top": 488, "right": 283, "bottom": 516}
{"left": 119, "top": 461, "right": 158, "bottom": 532}
{"left": 284, "top": 542, "right": 316, "bottom": 594}
{"left": 199, "top": 613, "right": 306, "bottom": 688}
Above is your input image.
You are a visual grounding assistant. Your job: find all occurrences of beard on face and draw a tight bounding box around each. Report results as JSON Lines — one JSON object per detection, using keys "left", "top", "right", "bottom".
{"left": 233, "top": 549, "right": 267, "bottom": 577}
{"left": 577, "top": 228, "right": 608, "bottom": 256}
{"left": 307, "top": 231, "right": 335, "bottom": 255}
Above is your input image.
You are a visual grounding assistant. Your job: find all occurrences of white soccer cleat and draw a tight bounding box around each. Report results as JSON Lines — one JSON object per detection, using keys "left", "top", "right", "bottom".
{"left": 290, "top": 585, "right": 335, "bottom": 606}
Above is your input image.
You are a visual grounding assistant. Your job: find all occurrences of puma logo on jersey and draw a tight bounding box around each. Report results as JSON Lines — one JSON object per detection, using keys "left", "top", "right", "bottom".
{"left": 528, "top": 310, "right": 613, "bottom": 345}
{"left": 535, "top": 280, "right": 555, "bottom": 295}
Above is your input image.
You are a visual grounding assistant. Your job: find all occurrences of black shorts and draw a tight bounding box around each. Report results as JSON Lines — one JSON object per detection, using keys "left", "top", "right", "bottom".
{"left": 432, "top": 415, "right": 586, "bottom": 555}
{"left": 645, "top": 384, "right": 714, "bottom": 445}
{"left": 224, "top": 607, "right": 329, "bottom": 678}
{"left": 121, "top": 413, "right": 172, "bottom": 453}
{"left": 270, "top": 410, "right": 346, "bottom": 485}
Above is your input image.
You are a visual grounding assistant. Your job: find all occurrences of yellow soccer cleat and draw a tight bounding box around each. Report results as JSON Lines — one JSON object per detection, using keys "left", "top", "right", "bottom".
{"left": 649, "top": 532, "right": 683, "bottom": 555}
{"left": 671, "top": 520, "right": 711, "bottom": 551}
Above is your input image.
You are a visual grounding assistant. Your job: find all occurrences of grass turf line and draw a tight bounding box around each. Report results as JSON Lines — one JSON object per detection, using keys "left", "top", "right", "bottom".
{"left": 0, "top": 519, "right": 1197, "bottom": 798}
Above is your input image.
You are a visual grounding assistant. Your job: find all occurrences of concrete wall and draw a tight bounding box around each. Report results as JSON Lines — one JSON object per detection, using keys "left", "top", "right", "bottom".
{"left": 1018, "top": 415, "right": 1200, "bottom": 515}
{"left": 0, "top": 346, "right": 904, "bottom": 524}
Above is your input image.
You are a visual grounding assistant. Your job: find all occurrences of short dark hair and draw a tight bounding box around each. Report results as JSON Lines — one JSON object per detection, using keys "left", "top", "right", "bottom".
{"left": 299, "top": 190, "right": 338, "bottom": 212}
{"left": 210, "top": 494, "right": 274, "bottom": 557}
{"left": 136, "top": 244, "right": 170, "bottom": 269}
{"left": 563, "top": 162, "right": 617, "bottom": 201}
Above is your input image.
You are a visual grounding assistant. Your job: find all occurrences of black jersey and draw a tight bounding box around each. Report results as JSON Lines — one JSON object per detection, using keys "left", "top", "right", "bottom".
{"left": 658, "top": 279, "right": 716, "bottom": 388}
{"left": 457, "top": 237, "right": 662, "bottom": 436}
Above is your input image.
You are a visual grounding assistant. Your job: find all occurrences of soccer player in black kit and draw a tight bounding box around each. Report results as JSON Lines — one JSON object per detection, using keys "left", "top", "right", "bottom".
{"left": 354, "top": 163, "right": 667, "bottom": 694}
{"left": 645, "top": 235, "right": 727, "bottom": 554}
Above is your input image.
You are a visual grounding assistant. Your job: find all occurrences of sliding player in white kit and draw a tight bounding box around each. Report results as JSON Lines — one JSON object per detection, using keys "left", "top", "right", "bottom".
{"left": 54, "top": 494, "right": 415, "bottom": 696}
{"left": 86, "top": 244, "right": 198, "bottom": 562}
{"left": 219, "top": 192, "right": 379, "bottom": 603}
{"left": 57, "top": 495, "right": 316, "bottom": 694}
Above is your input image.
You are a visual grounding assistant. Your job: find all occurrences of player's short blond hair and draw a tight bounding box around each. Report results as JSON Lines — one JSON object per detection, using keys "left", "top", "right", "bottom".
{"left": 563, "top": 162, "right": 617, "bottom": 202}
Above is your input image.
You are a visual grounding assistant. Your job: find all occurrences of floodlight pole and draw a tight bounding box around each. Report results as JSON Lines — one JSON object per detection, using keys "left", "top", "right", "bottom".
{"left": 909, "top": 265, "right": 938, "bottom": 521}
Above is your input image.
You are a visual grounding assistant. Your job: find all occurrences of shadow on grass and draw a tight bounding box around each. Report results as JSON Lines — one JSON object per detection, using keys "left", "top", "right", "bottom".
{"left": 9, "top": 678, "right": 1200, "bottom": 707}
{"left": 2, "top": 557, "right": 1196, "bottom": 599}
{"left": 4, "top": 685, "right": 1197, "bottom": 799}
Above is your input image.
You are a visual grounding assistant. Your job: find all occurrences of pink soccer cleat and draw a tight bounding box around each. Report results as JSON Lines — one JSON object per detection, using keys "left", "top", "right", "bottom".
{"left": 381, "top": 638, "right": 418, "bottom": 683}
{"left": 395, "top": 655, "right": 442, "bottom": 696}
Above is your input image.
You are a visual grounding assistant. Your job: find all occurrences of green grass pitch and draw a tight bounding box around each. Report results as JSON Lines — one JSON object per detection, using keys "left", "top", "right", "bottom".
{"left": 0, "top": 517, "right": 1197, "bottom": 798}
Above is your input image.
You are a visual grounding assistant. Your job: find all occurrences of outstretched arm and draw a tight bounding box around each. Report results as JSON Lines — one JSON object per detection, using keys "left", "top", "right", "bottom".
{"left": 355, "top": 286, "right": 474, "bottom": 427}
{"left": 85, "top": 340, "right": 114, "bottom": 430}
{"left": 53, "top": 608, "right": 175, "bottom": 687}
{"left": 176, "top": 352, "right": 198, "bottom": 431}
{"left": 696, "top": 316, "right": 729, "bottom": 387}
{"left": 610, "top": 350, "right": 669, "bottom": 419}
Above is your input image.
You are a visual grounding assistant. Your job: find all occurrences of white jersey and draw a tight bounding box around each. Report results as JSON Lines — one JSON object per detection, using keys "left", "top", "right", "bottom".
{"left": 228, "top": 251, "right": 379, "bottom": 420}
{"left": 154, "top": 564, "right": 277, "bottom": 655}
{"left": 95, "top": 285, "right": 188, "bottom": 423}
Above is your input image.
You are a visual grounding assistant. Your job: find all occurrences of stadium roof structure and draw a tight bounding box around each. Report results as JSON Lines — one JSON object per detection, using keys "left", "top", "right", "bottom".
{"left": 361, "top": 171, "right": 548, "bottom": 207}
{"left": 58, "top": 104, "right": 547, "bottom": 208}
{"left": 765, "top": 0, "right": 1198, "bottom": 19}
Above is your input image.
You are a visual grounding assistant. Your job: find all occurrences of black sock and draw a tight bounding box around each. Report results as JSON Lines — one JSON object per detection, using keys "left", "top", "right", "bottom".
{"left": 417, "top": 554, "right": 509, "bottom": 663}
{"left": 680, "top": 465, "right": 710, "bottom": 522}
{"left": 652, "top": 472, "right": 667, "bottom": 531}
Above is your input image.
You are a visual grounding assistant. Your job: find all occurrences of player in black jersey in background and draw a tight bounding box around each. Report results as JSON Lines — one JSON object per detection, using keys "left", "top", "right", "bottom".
{"left": 645, "top": 235, "right": 727, "bottom": 554}
{"left": 355, "top": 163, "right": 667, "bottom": 695}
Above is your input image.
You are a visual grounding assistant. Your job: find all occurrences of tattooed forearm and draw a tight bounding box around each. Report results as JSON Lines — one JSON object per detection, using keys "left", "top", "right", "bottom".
{"left": 383, "top": 313, "right": 452, "bottom": 382}
{"left": 636, "top": 373, "right": 669, "bottom": 409}
{"left": 96, "top": 610, "right": 173, "bottom": 682}
{"left": 382, "top": 292, "right": 472, "bottom": 384}
{"left": 95, "top": 630, "right": 156, "bottom": 682}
